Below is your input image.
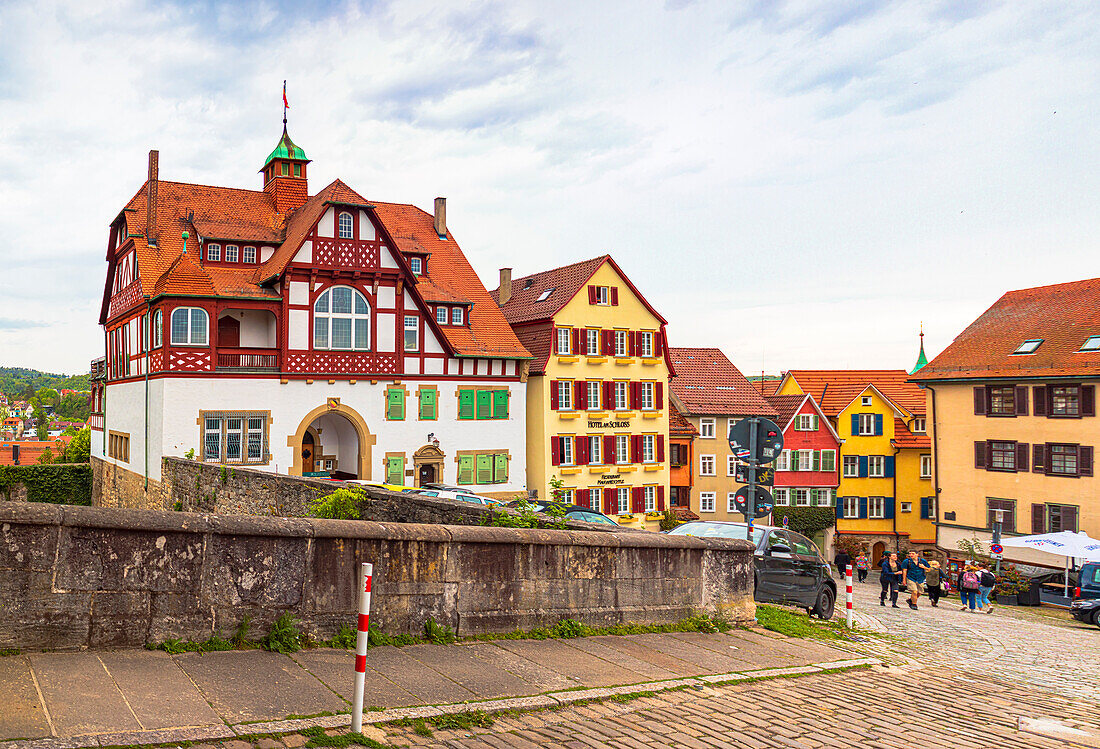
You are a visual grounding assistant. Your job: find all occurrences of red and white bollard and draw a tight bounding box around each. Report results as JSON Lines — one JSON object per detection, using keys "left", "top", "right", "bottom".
{"left": 351, "top": 562, "right": 373, "bottom": 733}
{"left": 845, "top": 563, "right": 853, "bottom": 630}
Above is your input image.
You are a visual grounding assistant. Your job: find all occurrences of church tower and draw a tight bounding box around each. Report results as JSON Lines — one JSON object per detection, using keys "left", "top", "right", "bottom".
{"left": 261, "top": 125, "right": 310, "bottom": 214}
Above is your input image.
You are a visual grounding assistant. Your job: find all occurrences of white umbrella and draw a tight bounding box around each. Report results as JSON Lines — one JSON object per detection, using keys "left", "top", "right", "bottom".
{"left": 1000, "top": 531, "right": 1100, "bottom": 596}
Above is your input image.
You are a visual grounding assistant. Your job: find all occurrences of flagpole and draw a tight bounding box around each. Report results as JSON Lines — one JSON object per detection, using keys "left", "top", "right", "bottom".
{"left": 283, "top": 80, "right": 288, "bottom": 126}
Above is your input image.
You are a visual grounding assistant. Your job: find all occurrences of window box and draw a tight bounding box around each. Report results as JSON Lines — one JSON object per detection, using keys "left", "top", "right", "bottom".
{"left": 556, "top": 356, "right": 579, "bottom": 364}
{"left": 586, "top": 356, "right": 607, "bottom": 364}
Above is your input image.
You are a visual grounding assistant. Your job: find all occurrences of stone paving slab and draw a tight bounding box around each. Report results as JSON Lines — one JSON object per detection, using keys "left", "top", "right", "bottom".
{"left": 99, "top": 650, "right": 222, "bottom": 730}
{"left": 492, "top": 638, "right": 651, "bottom": 687}
{"left": 588, "top": 634, "right": 708, "bottom": 676}
{"left": 399, "top": 643, "right": 535, "bottom": 698}
{"left": 174, "top": 650, "right": 345, "bottom": 724}
{"left": 28, "top": 653, "right": 141, "bottom": 737}
{"left": 627, "top": 632, "right": 751, "bottom": 673}
{"left": 360, "top": 644, "right": 479, "bottom": 704}
{"left": 0, "top": 656, "right": 50, "bottom": 740}
{"left": 288, "top": 650, "right": 417, "bottom": 708}
{"left": 556, "top": 636, "right": 680, "bottom": 681}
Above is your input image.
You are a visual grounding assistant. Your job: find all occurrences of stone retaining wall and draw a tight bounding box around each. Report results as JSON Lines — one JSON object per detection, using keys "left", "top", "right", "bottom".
{"left": 0, "top": 503, "right": 755, "bottom": 650}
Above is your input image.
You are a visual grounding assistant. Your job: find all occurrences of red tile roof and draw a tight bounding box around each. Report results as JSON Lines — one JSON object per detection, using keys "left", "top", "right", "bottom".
{"left": 912, "top": 277, "right": 1100, "bottom": 381}
{"left": 891, "top": 418, "right": 930, "bottom": 449}
{"left": 784, "top": 370, "right": 926, "bottom": 416}
{"left": 754, "top": 379, "right": 782, "bottom": 397}
{"left": 766, "top": 394, "right": 806, "bottom": 431}
{"left": 512, "top": 323, "right": 553, "bottom": 374}
{"left": 671, "top": 507, "right": 700, "bottom": 522}
{"left": 668, "top": 348, "right": 777, "bottom": 417}
{"left": 669, "top": 402, "right": 699, "bottom": 438}
{"left": 105, "top": 171, "right": 528, "bottom": 359}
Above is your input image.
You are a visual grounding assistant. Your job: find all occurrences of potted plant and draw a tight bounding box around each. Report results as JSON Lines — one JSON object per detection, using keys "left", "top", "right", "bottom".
{"left": 993, "top": 564, "right": 1029, "bottom": 605}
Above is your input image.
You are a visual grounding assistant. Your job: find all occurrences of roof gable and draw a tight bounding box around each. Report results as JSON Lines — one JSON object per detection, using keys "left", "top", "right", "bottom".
{"left": 783, "top": 369, "right": 926, "bottom": 416}
{"left": 668, "top": 347, "right": 776, "bottom": 417}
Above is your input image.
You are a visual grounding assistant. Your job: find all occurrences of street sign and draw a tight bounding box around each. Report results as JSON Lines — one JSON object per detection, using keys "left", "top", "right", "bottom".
{"left": 734, "top": 485, "right": 774, "bottom": 519}
{"left": 735, "top": 462, "right": 774, "bottom": 487}
{"left": 728, "top": 418, "right": 784, "bottom": 463}
{"left": 991, "top": 553, "right": 1003, "bottom": 560}
{"left": 990, "top": 543, "right": 1003, "bottom": 555}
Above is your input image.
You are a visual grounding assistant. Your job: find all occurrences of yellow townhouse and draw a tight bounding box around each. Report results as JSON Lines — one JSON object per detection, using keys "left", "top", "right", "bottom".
{"left": 491, "top": 256, "right": 673, "bottom": 529}
{"left": 776, "top": 369, "right": 936, "bottom": 565}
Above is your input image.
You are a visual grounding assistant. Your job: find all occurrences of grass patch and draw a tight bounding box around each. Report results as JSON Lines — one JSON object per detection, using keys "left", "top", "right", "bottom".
{"left": 0, "top": 648, "right": 23, "bottom": 657}
{"left": 263, "top": 612, "right": 303, "bottom": 654}
{"left": 298, "top": 727, "right": 385, "bottom": 748}
{"left": 753, "top": 605, "right": 867, "bottom": 641}
{"left": 389, "top": 710, "right": 494, "bottom": 736}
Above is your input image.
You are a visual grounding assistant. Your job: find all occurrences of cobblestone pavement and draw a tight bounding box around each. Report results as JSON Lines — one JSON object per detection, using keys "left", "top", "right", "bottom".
{"left": 844, "top": 576, "right": 1100, "bottom": 703}
{"left": 376, "top": 665, "right": 1100, "bottom": 748}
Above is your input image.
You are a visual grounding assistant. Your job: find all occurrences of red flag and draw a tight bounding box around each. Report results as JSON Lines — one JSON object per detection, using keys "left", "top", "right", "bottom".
{"left": 282, "top": 81, "right": 289, "bottom": 109}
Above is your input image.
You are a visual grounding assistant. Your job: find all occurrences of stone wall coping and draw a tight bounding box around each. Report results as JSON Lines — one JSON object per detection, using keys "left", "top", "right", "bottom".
{"left": 0, "top": 502, "right": 751, "bottom": 551}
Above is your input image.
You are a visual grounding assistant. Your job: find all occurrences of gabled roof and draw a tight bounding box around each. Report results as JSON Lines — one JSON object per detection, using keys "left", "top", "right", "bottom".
{"left": 766, "top": 394, "right": 806, "bottom": 430}
{"left": 912, "top": 278, "right": 1100, "bottom": 382}
{"left": 668, "top": 348, "right": 776, "bottom": 417}
{"left": 669, "top": 402, "right": 699, "bottom": 438}
{"left": 491, "top": 255, "right": 668, "bottom": 327}
{"left": 781, "top": 370, "right": 926, "bottom": 416}
{"left": 891, "top": 418, "right": 930, "bottom": 449}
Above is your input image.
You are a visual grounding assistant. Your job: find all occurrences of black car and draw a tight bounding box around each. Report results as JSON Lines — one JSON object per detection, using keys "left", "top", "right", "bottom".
{"left": 666, "top": 520, "right": 837, "bottom": 619}
{"left": 1070, "top": 597, "right": 1100, "bottom": 627}
{"left": 506, "top": 499, "right": 620, "bottom": 526}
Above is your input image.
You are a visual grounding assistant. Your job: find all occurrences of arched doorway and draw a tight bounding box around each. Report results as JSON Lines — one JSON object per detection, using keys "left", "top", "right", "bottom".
{"left": 289, "top": 401, "right": 376, "bottom": 479}
{"left": 412, "top": 444, "right": 446, "bottom": 487}
{"left": 872, "top": 541, "right": 886, "bottom": 567}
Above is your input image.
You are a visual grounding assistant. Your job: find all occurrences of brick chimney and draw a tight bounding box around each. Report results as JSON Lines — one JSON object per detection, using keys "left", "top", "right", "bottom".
{"left": 434, "top": 197, "right": 447, "bottom": 238}
{"left": 498, "top": 268, "right": 512, "bottom": 305}
{"left": 146, "top": 150, "right": 159, "bottom": 247}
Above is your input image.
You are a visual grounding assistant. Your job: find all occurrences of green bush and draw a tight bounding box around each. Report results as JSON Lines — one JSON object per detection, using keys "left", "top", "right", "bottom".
{"left": 770, "top": 507, "right": 836, "bottom": 539}
{"left": 309, "top": 487, "right": 363, "bottom": 520}
{"left": 0, "top": 464, "right": 92, "bottom": 505}
{"left": 263, "top": 612, "right": 302, "bottom": 654}
{"left": 658, "top": 508, "right": 682, "bottom": 531}
{"left": 425, "top": 617, "right": 456, "bottom": 645}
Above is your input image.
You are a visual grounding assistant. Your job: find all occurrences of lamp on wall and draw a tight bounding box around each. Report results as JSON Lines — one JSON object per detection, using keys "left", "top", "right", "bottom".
{"left": 428, "top": 432, "right": 439, "bottom": 448}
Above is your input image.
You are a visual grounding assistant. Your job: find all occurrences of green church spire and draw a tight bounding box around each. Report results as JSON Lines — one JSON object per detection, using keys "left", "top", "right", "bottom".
{"left": 910, "top": 324, "right": 929, "bottom": 374}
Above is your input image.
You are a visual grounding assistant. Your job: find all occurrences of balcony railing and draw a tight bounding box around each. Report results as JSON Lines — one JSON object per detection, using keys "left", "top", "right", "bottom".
{"left": 216, "top": 348, "right": 280, "bottom": 371}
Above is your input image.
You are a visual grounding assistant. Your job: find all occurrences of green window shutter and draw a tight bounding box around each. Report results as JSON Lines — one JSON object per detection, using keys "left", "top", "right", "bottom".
{"left": 476, "top": 390, "right": 492, "bottom": 420}
{"left": 812, "top": 450, "right": 820, "bottom": 472}
{"left": 458, "top": 390, "right": 475, "bottom": 420}
{"left": 386, "top": 456, "right": 404, "bottom": 484}
{"left": 476, "top": 454, "right": 493, "bottom": 484}
{"left": 458, "top": 455, "right": 475, "bottom": 484}
{"left": 419, "top": 389, "right": 437, "bottom": 420}
{"left": 386, "top": 388, "right": 405, "bottom": 420}
{"left": 492, "top": 390, "right": 509, "bottom": 419}
{"left": 822, "top": 450, "right": 835, "bottom": 472}
{"left": 493, "top": 453, "right": 508, "bottom": 483}
{"left": 813, "top": 415, "right": 819, "bottom": 430}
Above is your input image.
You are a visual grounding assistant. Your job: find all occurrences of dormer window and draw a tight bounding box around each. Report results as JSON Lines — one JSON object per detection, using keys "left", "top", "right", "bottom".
{"left": 451, "top": 307, "right": 464, "bottom": 325}
{"left": 338, "top": 212, "right": 354, "bottom": 240}
{"left": 536, "top": 287, "right": 556, "bottom": 302}
{"left": 436, "top": 307, "right": 448, "bottom": 325}
{"left": 206, "top": 243, "right": 221, "bottom": 262}
{"left": 1080, "top": 336, "right": 1100, "bottom": 352}
{"left": 242, "top": 246, "right": 256, "bottom": 264}
{"left": 225, "top": 244, "right": 239, "bottom": 263}
{"left": 1013, "top": 339, "right": 1043, "bottom": 355}
{"left": 409, "top": 256, "right": 423, "bottom": 275}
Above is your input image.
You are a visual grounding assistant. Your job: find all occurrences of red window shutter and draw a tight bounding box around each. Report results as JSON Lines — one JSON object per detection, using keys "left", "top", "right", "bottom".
{"left": 603, "top": 380, "right": 615, "bottom": 408}
{"left": 1080, "top": 446, "right": 1093, "bottom": 477}
{"left": 655, "top": 382, "right": 664, "bottom": 409}
{"left": 629, "top": 382, "right": 640, "bottom": 410}
{"left": 575, "top": 435, "right": 589, "bottom": 466}
{"left": 974, "top": 386, "right": 986, "bottom": 415}
{"left": 610, "top": 287, "right": 619, "bottom": 305}
{"left": 628, "top": 331, "right": 637, "bottom": 356}
{"left": 974, "top": 441, "right": 987, "bottom": 469}
{"left": 1065, "top": 505, "right": 1079, "bottom": 532}
{"left": 656, "top": 436, "right": 665, "bottom": 462}
{"left": 551, "top": 437, "right": 561, "bottom": 466}
{"left": 604, "top": 490, "right": 616, "bottom": 515}
{"left": 550, "top": 381, "right": 560, "bottom": 410}
{"left": 631, "top": 435, "right": 642, "bottom": 463}
{"left": 654, "top": 330, "right": 664, "bottom": 356}
{"left": 1015, "top": 386, "right": 1028, "bottom": 416}
{"left": 1033, "top": 386, "right": 1047, "bottom": 416}
{"left": 601, "top": 329, "right": 612, "bottom": 355}
{"left": 1032, "top": 503, "right": 1046, "bottom": 534}
{"left": 571, "top": 327, "right": 581, "bottom": 353}
{"left": 575, "top": 380, "right": 587, "bottom": 410}
{"left": 1016, "top": 442, "right": 1029, "bottom": 472}
{"left": 1032, "top": 443, "right": 1045, "bottom": 473}
{"left": 588, "top": 285, "right": 597, "bottom": 304}
{"left": 632, "top": 487, "right": 644, "bottom": 513}
{"left": 604, "top": 435, "right": 616, "bottom": 462}
{"left": 1083, "top": 386, "right": 1096, "bottom": 417}
{"left": 657, "top": 486, "right": 665, "bottom": 511}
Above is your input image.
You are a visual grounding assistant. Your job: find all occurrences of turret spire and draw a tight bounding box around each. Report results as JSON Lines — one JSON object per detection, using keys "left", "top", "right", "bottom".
{"left": 910, "top": 323, "right": 929, "bottom": 374}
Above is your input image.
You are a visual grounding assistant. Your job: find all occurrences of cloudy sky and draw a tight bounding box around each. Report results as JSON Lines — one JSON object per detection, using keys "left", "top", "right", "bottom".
{"left": 1, "top": 0, "right": 1098, "bottom": 376}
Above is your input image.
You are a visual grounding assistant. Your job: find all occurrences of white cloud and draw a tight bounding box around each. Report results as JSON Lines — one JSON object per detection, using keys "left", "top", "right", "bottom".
{"left": 0, "top": 0, "right": 1098, "bottom": 374}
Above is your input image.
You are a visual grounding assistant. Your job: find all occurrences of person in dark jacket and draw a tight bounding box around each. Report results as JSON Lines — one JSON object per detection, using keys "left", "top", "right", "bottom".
{"left": 880, "top": 552, "right": 904, "bottom": 608}
{"left": 834, "top": 549, "right": 852, "bottom": 580}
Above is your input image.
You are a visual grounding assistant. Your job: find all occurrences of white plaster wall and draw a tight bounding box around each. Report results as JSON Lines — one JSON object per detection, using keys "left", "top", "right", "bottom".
{"left": 227, "top": 310, "right": 276, "bottom": 348}
{"left": 317, "top": 208, "right": 335, "bottom": 238}
{"left": 102, "top": 378, "right": 164, "bottom": 480}
{"left": 260, "top": 246, "right": 275, "bottom": 262}
{"left": 157, "top": 377, "right": 528, "bottom": 492}
{"left": 376, "top": 286, "right": 395, "bottom": 310}
{"left": 288, "top": 309, "right": 309, "bottom": 350}
{"left": 288, "top": 281, "right": 309, "bottom": 306}
{"left": 405, "top": 358, "right": 420, "bottom": 375}
{"left": 359, "top": 210, "right": 376, "bottom": 240}
{"left": 424, "top": 358, "right": 443, "bottom": 375}
{"left": 425, "top": 331, "right": 444, "bottom": 355}
{"left": 380, "top": 246, "right": 398, "bottom": 269}
{"left": 293, "top": 240, "right": 313, "bottom": 264}
{"left": 313, "top": 411, "right": 359, "bottom": 472}
{"left": 376, "top": 313, "right": 395, "bottom": 351}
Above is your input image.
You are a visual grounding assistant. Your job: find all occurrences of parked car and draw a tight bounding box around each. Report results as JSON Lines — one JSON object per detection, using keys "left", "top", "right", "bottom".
{"left": 402, "top": 488, "right": 504, "bottom": 506}
{"left": 505, "top": 499, "right": 620, "bottom": 526}
{"left": 1070, "top": 597, "right": 1100, "bottom": 627}
{"left": 666, "top": 520, "right": 837, "bottom": 619}
{"left": 1075, "top": 562, "right": 1100, "bottom": 601}
{"left": 348, "top": 480, "right": 418, "bottom": 492}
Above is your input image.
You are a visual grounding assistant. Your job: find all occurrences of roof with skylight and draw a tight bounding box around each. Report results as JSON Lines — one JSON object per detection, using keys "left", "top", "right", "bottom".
{"left": 535, "top": 287, "right": 556, "bottom": 302}
{"left": 1011, "top": 339, "right": 1043, "bottom": 355}
{"left": 1080, "top": 336, "right": 1100, "bottom": 352}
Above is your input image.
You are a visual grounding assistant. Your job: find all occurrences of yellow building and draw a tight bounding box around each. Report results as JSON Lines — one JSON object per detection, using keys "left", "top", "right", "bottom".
{"left": 912, "top": 279, "right": 1100, "bottom": 566}
{"left": 777, "top": 370, "right": 936, "bottom": 564}
{"left": 492, "top": 256, "right": 672, "bottom": 529}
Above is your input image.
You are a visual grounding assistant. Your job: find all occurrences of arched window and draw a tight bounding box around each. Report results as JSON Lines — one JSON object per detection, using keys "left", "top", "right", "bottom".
{"left": 338, "top": 212, "right": 354, "bottom": 239}
{"left": 314, "top": 286, "right": 370, "bottom": 350}
{"left": 170, "top": 307, "right": 209, "bottom": 346}
{"left": 152, "top": 310, "right": 162, "bottom": 348}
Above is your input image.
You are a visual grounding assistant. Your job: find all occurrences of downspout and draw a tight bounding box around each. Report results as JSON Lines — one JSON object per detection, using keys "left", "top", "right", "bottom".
{"left": 927, "top": 385, "right": 941, "bottom": 550}
{"left": 144, "top": 296, "right": 151, "bottom": 492}
{"left": 892, "top": 441, "right": 901, "bottom": 552}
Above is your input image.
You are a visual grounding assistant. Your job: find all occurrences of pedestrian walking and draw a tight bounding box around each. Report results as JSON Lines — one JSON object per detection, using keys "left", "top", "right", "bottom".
{"left": 855, "top": 551, "right": 869, "bottom": 583}
{"left": 834, "top": 548, "right": 851, "bottom": 580}
{"left": 977, "top": 563, "right": 996, "bottom": 613}
{"left": 958, "top": 564, "right": 981, "bottom": 612}
{"left": 880, "top": 552, "right": 904, "bottom": 608}
{"left": 899, "top": 550, "right": 932, "bottom": 610}
{"left": 926, "top": 560, "right": 943, "bottom": 607}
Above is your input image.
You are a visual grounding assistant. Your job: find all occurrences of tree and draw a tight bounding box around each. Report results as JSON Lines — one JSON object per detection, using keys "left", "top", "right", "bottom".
{"left": 35, "top": 388, "right": 59, "bottom": 408}
{"left": 61, "top": 428, "right": 90, "bottom": 463}
{"left": 37, "top": 448, "right": 53, "bottom": 465}
{"left": 32, "top": 400, "right": 48, "bottom": 441}
{"left": 56, "top": 393, "right": 91, "bottom": 422}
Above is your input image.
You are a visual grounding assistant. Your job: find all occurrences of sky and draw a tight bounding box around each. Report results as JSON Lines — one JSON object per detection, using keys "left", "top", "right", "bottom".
{"left": 1, "top": 0, "right": 1098, "bottom": 376}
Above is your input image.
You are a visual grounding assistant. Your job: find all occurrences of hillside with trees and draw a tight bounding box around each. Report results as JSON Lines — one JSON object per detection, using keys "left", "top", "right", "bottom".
{"left": 0, "top": 367, "right": 90, "bottom": 401}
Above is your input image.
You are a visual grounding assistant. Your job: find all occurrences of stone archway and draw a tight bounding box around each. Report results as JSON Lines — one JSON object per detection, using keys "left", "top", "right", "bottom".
{"left": 412, "top": 443, "right": 446, "bottom": 488}
{"left": 289, "top": 400, "right": 376, "bottom": 479}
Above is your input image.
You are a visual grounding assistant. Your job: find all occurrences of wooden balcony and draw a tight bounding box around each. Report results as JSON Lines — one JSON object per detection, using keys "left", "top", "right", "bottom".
{"left": 216, "top": 348, "right": 280, "bottom": 372}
